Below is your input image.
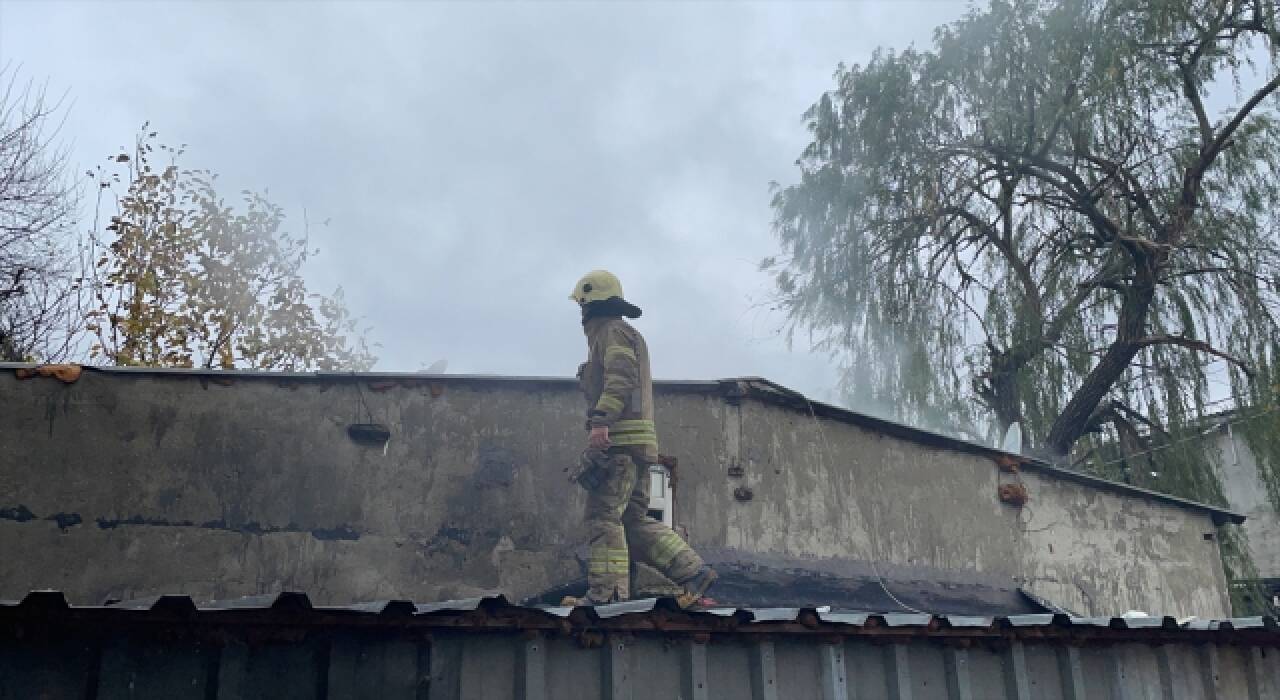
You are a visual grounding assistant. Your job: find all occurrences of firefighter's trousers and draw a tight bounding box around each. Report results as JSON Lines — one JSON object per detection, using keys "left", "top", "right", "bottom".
{"left": 583, "top": 448, "right": 705, "bottom": 602}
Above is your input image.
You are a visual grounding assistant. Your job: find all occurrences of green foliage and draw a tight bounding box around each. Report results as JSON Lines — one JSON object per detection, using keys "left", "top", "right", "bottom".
{"left": 1221, "top": 526, "right": 1277, "bottom": 616}
{"left": 769, "top": 0, "right": 1280, "bottom": 466}
{"left": 1232, "top": 343, "right": 1280, "bottom": 510}
{"left": 85, "top": 130, "right": 375, "bottom": 371}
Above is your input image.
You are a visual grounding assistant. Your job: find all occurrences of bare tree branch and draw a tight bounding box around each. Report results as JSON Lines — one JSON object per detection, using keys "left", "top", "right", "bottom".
{"left": 0, "top": 64, "right": 81, "bottom": 362}
{"left": 1133, "top": 334, "right": 1255, "bottom": 375}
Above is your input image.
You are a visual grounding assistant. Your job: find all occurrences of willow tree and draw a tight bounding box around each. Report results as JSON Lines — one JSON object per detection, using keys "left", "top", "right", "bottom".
{"left": 769, "top": 0, "right": 1280, "bottom": 475}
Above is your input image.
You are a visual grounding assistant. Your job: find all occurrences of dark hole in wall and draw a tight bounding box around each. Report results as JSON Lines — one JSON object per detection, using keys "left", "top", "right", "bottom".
{"left": 0, "top": 505, "right": 36, "bottom": 522}
{"left": 46, "top": 513, "right": 82, "bottom": 530}
{"left": 347, "top": 423, "right": 391, "bottom": 446}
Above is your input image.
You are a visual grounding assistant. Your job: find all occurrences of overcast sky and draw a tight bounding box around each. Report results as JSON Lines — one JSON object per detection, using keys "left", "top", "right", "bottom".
{"left": 0, "top": 0, "right": 974, "bottom": 405}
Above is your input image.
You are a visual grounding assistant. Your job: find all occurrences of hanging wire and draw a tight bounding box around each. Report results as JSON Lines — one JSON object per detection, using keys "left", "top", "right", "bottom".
{"left": 353, "top": 373, "right": 375, "bottom": 423}
{"left": 1094, "top": 404, "right": 1280, "bottom": 468}
{"left": 801, "top": 397, "right": 928, "bottom": 615}
{"left": 350, "top": 373, "right": 392, "bottom": 455}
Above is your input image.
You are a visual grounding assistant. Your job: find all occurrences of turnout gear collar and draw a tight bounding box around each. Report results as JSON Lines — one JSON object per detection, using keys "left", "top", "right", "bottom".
{"left": 581, "top": 297, "right": 642, "bottom": 323}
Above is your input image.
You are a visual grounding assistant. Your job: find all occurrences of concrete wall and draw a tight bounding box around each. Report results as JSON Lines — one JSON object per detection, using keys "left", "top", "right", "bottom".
{"left": 688, "top": 399, "right": 1230, "bottom": 617}
{"left": 0, "top": 369, "right": 1233, "bottom": 617}
{"left": 1212, "top": 429, "right": 1280, "bottom": 578}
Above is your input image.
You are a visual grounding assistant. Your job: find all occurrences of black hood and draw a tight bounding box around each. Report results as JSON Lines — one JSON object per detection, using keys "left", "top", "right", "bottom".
{"left": 581, "top": 297, "right": 642, "bottom": 322}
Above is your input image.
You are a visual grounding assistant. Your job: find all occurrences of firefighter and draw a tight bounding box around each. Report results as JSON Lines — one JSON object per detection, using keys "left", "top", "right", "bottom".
{"left": 563, "top": 269, "right": 717, "bottom": 608}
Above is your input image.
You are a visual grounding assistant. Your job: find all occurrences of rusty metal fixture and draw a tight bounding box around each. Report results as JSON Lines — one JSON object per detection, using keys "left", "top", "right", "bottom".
{"left": 998, "top": 483, "right": 1029, "bottom": 507}
{"left": 733, "top": 486, "right": 754, "bottom": 502}
{"left": 995, "top": 454, "right": 1022, "bottom": 473}
{"left": 14, "top": 364, "right": 82, "bottom": 384}
{"left": 575, "top": 629, "right": 605, "bottom": 648}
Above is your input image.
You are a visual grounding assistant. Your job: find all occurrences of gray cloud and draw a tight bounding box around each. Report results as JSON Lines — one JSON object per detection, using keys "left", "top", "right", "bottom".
{"left": 0, "top": 0, "right": 971, "bottom": 404}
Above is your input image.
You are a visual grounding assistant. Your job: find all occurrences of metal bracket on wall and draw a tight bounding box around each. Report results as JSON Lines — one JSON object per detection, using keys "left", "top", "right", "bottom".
{"left": 659, "top": 454, "right": 680, "bottom": 488}
{"left": 998, "top": 483, "right": 1029, "bottom": 508}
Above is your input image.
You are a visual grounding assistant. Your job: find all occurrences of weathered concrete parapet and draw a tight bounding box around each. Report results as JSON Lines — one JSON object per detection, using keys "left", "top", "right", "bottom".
{"left": 0, "top": 365, "right": 1241, "bottom": 616}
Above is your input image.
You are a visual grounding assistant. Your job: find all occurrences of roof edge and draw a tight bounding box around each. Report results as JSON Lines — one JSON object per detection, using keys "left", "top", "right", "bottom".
{"left": 3, "top": 590, "right": 1278, "bottom": 640}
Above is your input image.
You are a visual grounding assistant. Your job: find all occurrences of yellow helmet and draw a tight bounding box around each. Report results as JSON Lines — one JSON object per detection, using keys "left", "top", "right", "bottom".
{"left": 569, "top": 269, "right": 625, "bottom": 304}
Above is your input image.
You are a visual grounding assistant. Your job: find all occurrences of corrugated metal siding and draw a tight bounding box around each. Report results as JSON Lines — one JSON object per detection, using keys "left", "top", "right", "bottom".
{"left": 2, "top": 591, "right": 1278, "bottom": 699}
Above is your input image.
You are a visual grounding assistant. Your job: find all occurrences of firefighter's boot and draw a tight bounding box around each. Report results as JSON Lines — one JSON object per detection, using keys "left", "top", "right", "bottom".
{"left": 675, "top": 565, "right": 719, "bottom": 609}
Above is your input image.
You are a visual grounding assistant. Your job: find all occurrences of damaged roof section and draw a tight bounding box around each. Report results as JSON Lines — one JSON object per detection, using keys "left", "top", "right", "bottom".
{"left": 532, "top": 548, "right": 1055, "bottom": 616}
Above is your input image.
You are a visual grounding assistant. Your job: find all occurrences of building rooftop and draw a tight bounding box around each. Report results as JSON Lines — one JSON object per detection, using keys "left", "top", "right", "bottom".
{"left": 2, "top": 363, "right": 1247, "bottom": 525}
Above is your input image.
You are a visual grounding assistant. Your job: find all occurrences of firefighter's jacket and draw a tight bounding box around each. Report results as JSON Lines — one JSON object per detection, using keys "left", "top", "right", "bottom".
{"left": 579, "top": 316, "right": 658, "bottom": 459}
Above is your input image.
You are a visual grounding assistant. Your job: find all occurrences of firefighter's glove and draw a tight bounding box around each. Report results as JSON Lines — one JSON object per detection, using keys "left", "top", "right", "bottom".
{"left": 588, "top": 425, "right": 611, "bottom": 450}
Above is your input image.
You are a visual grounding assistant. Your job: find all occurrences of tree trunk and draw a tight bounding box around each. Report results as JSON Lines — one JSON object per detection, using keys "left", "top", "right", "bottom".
{"left": 987, "top": 354, "right": 1024, "bottom": 439}
{"left": 0, "top": 330, "right": 19, "bottom": 362}
{"left": 1044, "top": 271, "right": 1157, "bottom": 460}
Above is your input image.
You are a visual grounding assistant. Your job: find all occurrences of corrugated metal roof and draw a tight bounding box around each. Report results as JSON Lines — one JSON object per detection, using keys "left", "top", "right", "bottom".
{"left": 0, "top": 362, "right": 1247, "bottom": 524}
{"left": 3, "top": 590, "right": 1275, "bottom": 641}
{"left": 5, "top": 590, "right": 1279, "bottom": 699}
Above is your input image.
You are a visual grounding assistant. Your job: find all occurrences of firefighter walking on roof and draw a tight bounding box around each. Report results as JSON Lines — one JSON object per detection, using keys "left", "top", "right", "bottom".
{"left": 563, "top": 269, "right": 717, "bottom": 608}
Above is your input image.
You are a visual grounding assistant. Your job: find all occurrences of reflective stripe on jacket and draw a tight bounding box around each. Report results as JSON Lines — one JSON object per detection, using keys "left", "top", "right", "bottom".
{"left": 579, "top": 316, "right": 658, "bottom": 456}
